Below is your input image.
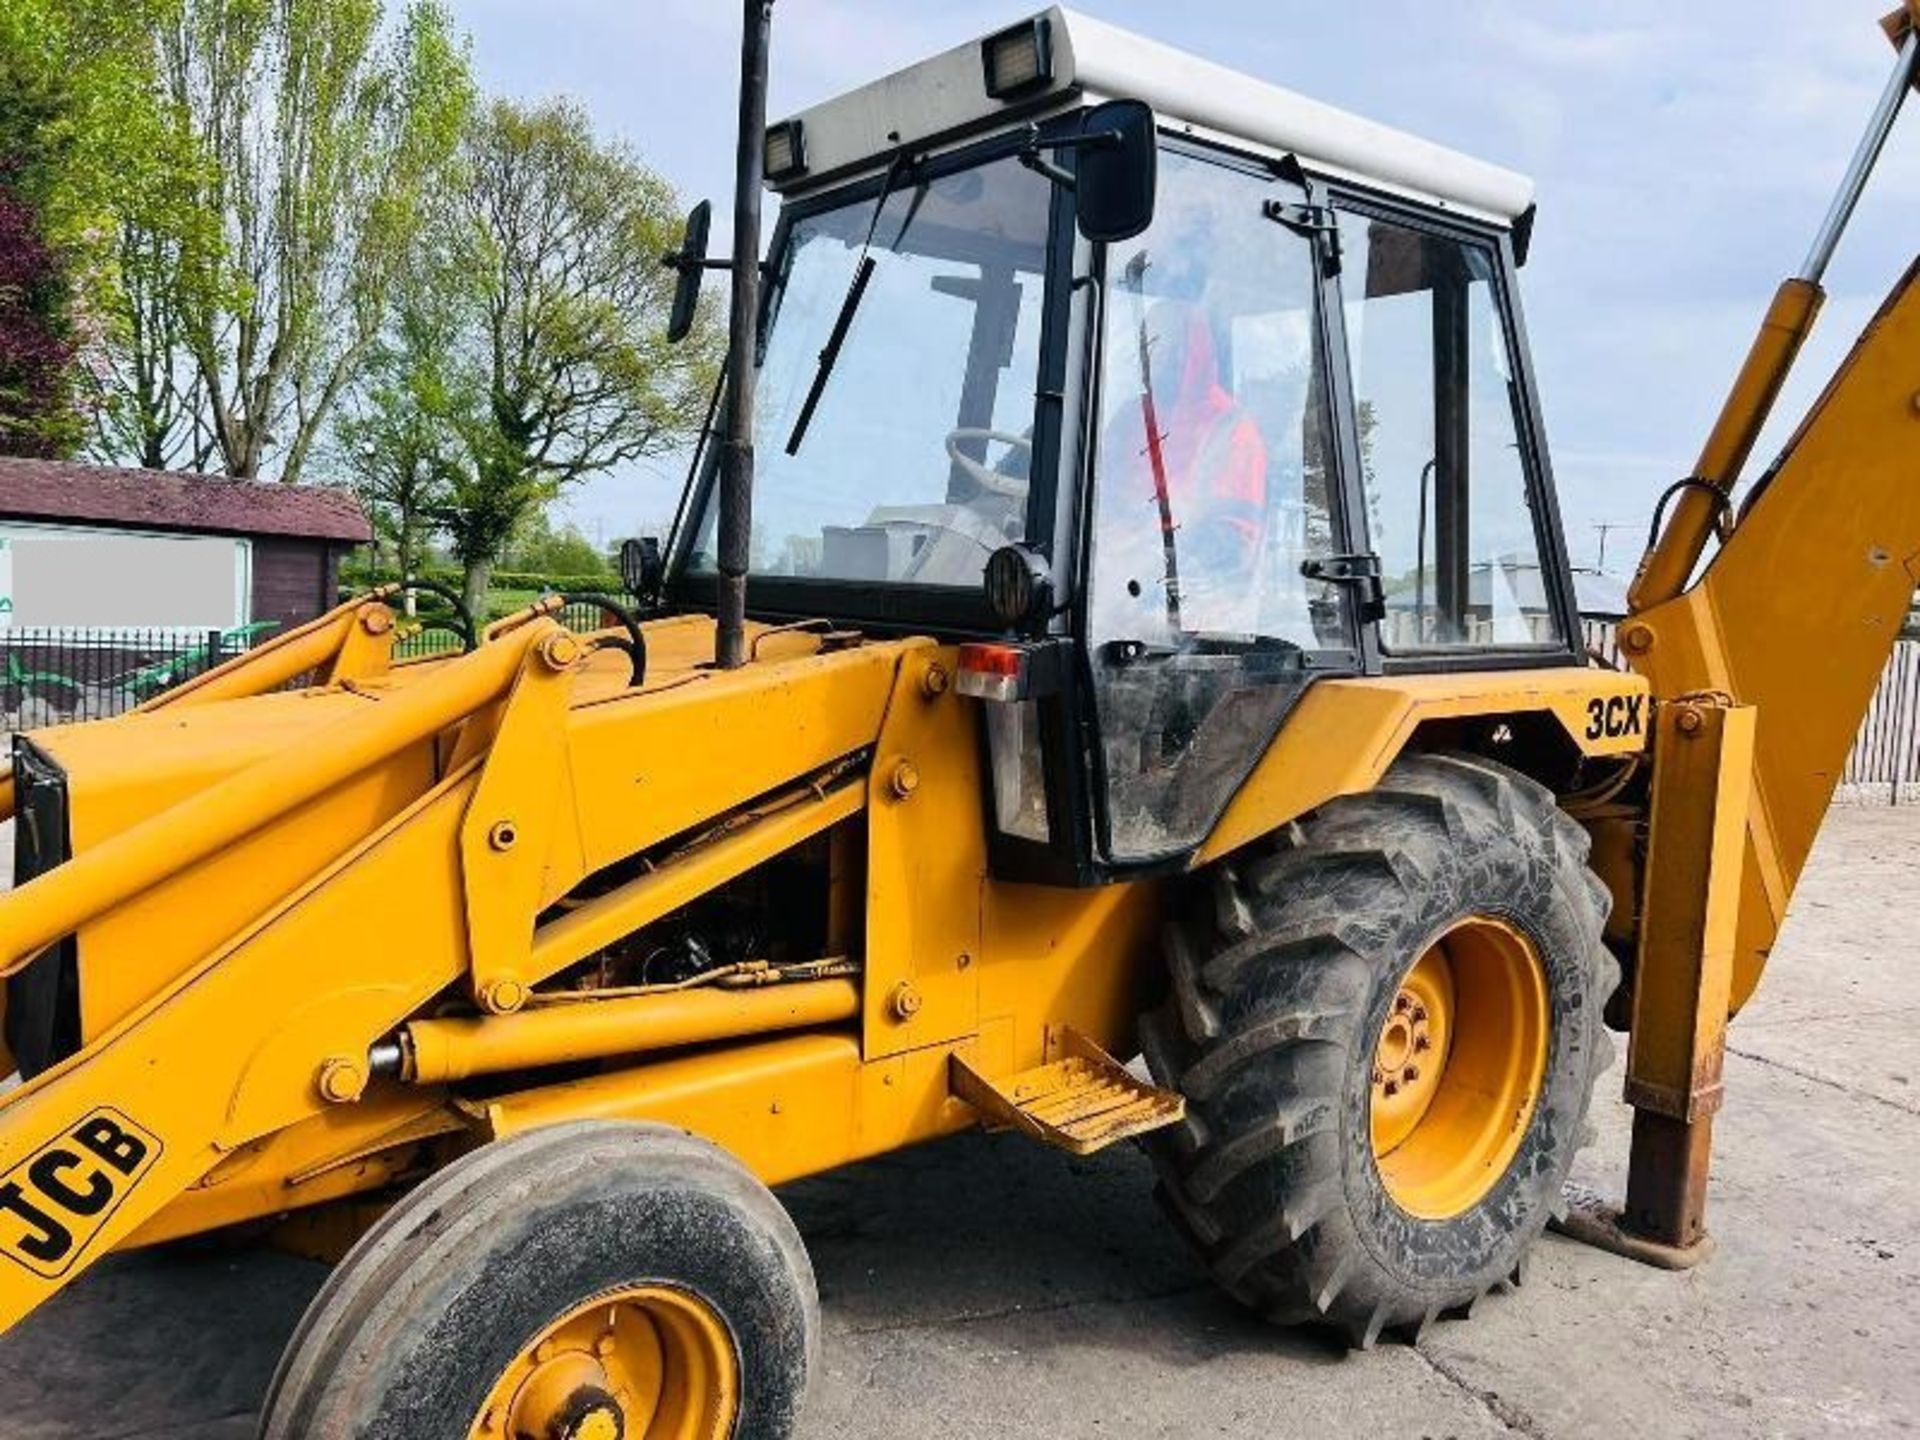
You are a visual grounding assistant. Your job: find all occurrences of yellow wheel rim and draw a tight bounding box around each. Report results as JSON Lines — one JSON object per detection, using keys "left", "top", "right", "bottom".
{"left": 1369, "top": 916, "right": 1550, "bottom": 1221}
{"left": 470, "top": 1284, "right": 740, "bottom": 1440}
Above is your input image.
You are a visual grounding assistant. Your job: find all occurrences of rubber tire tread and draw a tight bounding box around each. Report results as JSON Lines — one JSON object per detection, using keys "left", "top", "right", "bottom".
{"left": 1141, "top": 752, "right": 1618, "bottom": 1348}
{"left": 257, "top": 1120, "right": 818, "bottom": 1439}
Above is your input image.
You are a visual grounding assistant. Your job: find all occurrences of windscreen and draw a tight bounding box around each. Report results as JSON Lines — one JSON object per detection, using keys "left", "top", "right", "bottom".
{"left": 683, "top": 153, "right": 1054, "bottom": 587}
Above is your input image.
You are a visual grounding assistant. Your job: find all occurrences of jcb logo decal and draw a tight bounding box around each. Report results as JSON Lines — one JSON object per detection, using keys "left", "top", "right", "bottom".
{"left": 0, "top": 1109, "right": 159, "bottom": 1279}
{"left": 1585, "top": 695, "right": 1645, "bottom": 741}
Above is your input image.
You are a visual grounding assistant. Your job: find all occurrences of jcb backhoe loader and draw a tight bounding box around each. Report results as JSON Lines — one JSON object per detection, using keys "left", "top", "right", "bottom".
{"left": 3, "top": 6, "right": 1917, "bottom": 1436}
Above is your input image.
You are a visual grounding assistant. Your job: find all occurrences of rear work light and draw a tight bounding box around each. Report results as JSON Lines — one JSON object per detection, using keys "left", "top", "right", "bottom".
{"left": 957, "top": 643, "right": 1032, "bottom": 702}
{"left": 982, "top": 17, "right": 1054, "bottom": 100}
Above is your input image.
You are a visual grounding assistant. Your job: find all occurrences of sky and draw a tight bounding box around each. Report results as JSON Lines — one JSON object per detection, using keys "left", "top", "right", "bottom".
{"left": 449, "top": 0, "right": 1919, "bottom": 576}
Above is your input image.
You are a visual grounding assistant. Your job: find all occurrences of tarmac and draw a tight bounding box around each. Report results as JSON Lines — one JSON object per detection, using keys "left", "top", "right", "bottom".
{"left": 0, "top": 803, "right": 1915, "bottom": 1439}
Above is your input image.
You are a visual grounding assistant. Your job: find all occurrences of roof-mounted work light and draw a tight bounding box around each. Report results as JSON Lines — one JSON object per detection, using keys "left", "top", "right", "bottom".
{"left": 764, "top": 119, "right": 808, "bottom": 182}
{"left": 983, "top": 17, "right": 1054, "bottom": 99}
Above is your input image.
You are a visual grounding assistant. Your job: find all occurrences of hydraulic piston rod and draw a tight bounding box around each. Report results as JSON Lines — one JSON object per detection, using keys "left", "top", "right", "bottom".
{"left": 1630, "top": 24, "right": 1919, "bottom": 611}
{"left": 380, "top": 977, "right": 861, "bottom": 1085}
{"left": 1802, "top": 27, "right": 1920, "bottom": 284}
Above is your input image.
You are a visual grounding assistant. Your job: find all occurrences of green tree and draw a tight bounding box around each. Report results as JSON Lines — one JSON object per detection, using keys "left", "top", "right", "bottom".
{"left": 0, "top": 0, "right": 178, "bottom": 457}
{"left": 425, "top": 97, "right": 719, "bottom": 613}
{"left": 334, "top": 297, "right": 459, "bottom": 582}
{"left": 153, "top": 0, "right": 472, "bottom": 481}
{"left": 502, "top": 513, "right": 612, "bottom": 579}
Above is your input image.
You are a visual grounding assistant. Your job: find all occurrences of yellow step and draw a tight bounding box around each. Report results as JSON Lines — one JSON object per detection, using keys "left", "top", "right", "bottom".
{"left": 949, "top": 1027, "right": 1185, "bottom": 1156}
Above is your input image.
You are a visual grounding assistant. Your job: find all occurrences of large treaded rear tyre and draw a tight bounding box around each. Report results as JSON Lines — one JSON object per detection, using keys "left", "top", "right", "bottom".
{"left": 1140, "top": 752, "right": 1617, "bottom": 1348}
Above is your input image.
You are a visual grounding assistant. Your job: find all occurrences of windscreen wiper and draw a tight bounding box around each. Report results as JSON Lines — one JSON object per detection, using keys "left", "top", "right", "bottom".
{"left": 784, "top": 151, "right": 922, "bottom": 456}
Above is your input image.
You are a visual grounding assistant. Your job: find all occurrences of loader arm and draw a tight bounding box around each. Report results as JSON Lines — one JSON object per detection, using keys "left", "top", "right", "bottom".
{"left": 0, "top": 612, "right": 913, "bottom": 1331}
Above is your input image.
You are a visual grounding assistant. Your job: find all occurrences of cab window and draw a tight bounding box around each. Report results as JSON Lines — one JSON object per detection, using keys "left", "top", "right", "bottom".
{"left": 1085, "top": 146, "right": 1347, "bottom": 863}
{"left": 682, "top": 153, "right": 1053, "bottom": 587}
{"left": 1339, "top": 213, "right": 1561, "bottom": 650}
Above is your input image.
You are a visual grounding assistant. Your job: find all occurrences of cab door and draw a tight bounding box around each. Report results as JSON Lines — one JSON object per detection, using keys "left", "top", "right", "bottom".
{"left": 1329, "top": 201, "right": 1578, "bottom": 662}
{"left": 1080, "top": 142, "right": 1365, "bottom": 867}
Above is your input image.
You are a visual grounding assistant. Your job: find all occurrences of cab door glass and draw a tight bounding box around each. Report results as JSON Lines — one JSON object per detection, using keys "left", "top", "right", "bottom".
{"left": 1088, "top": 147, "right": 1348, "bottom": 863}
{"left": 1340, "top": 215, "right": 1562, "bottom": 649}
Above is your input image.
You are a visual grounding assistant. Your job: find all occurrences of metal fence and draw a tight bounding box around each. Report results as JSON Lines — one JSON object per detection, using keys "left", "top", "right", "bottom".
{"left": 11, "top": 612, "right": 1920, "bottom": 803}
{"left": 1840, "top": 639, "right": 1920, "bottom": 804}
{"left": 0, "top": 602, "right": 633, "bottom": 733}
{"left": 0, "top": 625, "right": 281, "bottom": 728}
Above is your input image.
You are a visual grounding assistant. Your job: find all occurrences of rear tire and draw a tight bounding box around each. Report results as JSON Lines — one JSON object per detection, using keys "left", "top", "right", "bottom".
{"left": 259, "top": 1121, "right": 818, "bottom": 1439}
{"left": 1141, "top": 752, "right": 1616, "bottom": 1347}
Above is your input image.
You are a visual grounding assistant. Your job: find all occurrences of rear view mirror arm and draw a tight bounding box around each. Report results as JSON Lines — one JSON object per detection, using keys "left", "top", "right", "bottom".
{"left": 1017, "top": 121, "right": 1126, "bottom": 192}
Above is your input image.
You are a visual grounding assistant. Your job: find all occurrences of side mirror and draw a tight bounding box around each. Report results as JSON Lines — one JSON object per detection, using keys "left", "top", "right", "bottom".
{"left": 663, "top": 200, "right": 712, "bottom": 344}
{"left": 619, "top": 535, "right": 665, "bottom": 602}
{"left": 1075, "top": 100, "right": 1157, "bottom": 244}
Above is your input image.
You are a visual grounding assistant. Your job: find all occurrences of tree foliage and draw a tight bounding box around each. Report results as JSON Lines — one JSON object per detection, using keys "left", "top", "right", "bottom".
{"left": 333, "top": 294, "right": 460, "bottom": 581}
{"left": 394, "top": 97, "right": 719, "bottom": 610}
{"left": 154, "top": 0, "right": 473, "bottom": 482}
{"left": 502, "top": 513, "right": 611, "bottom": 579}
{"left": 0, "top": 0, "right": 170, "bottom": 456}
{"left": 0, "top": 173, "right": 75, "bottom": 456}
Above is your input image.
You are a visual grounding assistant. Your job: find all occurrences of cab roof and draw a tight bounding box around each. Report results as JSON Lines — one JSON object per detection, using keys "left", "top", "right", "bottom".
{"left": 769, "top": 7, "right": 1535, "bottom": 225}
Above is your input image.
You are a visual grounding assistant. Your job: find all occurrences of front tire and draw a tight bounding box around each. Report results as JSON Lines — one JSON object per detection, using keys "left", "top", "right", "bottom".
{"left": 1141, "top": 752, "right": 1616, "bottom": 1347}
{"left": 259, "top": 1121, "right": 818, "bottom": 1439}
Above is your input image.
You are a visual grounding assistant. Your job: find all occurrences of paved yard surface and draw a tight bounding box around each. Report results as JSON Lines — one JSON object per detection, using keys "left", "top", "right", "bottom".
{"left": 1, "top": 805, "right": 1916, "bottom": 1439}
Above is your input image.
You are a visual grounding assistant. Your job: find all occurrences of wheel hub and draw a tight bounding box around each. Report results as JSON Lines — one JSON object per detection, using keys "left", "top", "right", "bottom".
{"left": 1369, "top": 916, "right": 1550, "bottom": 1221}
{"left": 471, "top": 1286, "right": 738, "bottom": 1440}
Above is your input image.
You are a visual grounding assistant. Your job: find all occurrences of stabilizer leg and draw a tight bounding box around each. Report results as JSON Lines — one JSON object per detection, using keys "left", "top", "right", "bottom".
{"left": 1556, "top": 697, "right": 1753, "bottom": 1269}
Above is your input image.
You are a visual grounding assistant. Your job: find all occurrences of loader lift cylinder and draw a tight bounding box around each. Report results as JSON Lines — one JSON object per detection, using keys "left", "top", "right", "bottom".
{"left": 717, "top": 0, "right": 773, "bottom": 671}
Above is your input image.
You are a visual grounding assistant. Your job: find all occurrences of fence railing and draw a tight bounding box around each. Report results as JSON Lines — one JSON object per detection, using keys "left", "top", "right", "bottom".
{"left": 12, "top": 613, "right": 1920, "bottom": 804}
{"left": 0, "top": 625, "right": 281, "bottom": 728}
{"left": 0, "top": 602, "right": 635, "bottom": 731}
{"left": 1840, "top": 640, "right": 1920, "bottom": 804}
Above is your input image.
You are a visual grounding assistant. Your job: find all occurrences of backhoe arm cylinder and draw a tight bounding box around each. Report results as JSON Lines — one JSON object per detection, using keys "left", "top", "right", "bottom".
{"left": 1627, "top": 279, "right": 1824, "bottom": 610}
{"left": 1630, "top": 27, "right": 1918, "bottom": 613}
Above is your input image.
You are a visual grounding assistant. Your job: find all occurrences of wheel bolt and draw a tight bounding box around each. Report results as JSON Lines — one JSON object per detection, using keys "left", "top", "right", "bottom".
{"left": 1410, "top": 1005, "right": 1427, "bottom": 1024}
{"left": 1384, "top": 1079, "right": 1400, "bottom": 1096}
{"left": 1404, "top": 1066, "right": 1421, "bottom": 1083}
{"left": 1395, "top": 994, "right": 1413, "bottom": 1014}
{"left": 1415, "top": 1034, "right": 1432, "bottom": 1053}
{"left": 1371, "top": 1066, "right": 1385, "bottom": 1085}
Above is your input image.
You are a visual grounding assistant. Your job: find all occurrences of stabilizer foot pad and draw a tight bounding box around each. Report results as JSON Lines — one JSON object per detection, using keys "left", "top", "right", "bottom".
{"left": 950, "top": 1027, "right": 1185, "bottom": 1157}
{"left": 1549, "top": 1182, "right": 1717, "bottom": 1271}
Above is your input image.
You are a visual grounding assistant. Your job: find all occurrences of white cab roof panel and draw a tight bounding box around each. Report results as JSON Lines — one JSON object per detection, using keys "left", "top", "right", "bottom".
{"left": 771, "top": 7, "right": 1534, "bottom": 224}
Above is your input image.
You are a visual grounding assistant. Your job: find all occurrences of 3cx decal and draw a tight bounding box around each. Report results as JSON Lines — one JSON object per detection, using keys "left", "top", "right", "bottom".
{"left": 0, "top": 1109, "right": 160, "bottom": 1279}
{"left": 1585, "top": 694, "right": 1646, "bottom": 742}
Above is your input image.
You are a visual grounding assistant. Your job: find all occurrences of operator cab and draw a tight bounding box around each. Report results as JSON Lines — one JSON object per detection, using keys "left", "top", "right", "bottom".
{"left": 663, "top": 7, "right": 1580, "bottom": 883}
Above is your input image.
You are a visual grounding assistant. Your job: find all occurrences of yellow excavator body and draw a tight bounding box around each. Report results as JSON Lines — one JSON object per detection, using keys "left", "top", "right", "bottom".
{"left": 0, "top": 597, "right": 1644, "bottom": 1329}
{"left": 1, "top": 6, "right": 1916, "bottom": 1433}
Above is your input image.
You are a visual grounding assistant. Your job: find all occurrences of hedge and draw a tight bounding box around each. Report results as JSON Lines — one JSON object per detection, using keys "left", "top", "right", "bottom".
{"left": 340, "top": 565, "right": 622, "bottom": 596}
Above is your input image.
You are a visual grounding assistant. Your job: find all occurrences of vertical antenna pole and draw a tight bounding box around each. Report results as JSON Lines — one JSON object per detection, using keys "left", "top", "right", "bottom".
{"left": 716, "top": 0, "right": 772, "bottom": 669}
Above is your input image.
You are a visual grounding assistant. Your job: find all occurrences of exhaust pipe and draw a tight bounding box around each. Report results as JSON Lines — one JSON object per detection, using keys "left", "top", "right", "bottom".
{"left": 716, "top": 0, "right": 773, "bottom": 669}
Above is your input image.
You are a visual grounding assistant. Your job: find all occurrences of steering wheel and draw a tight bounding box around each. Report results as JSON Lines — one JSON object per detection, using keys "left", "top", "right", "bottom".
{"left": 945, "top": 428, "right": 1032, "bottom": 498}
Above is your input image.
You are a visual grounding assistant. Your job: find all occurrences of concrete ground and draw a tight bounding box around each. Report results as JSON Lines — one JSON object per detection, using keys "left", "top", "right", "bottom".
{"left": 1, "top": 806, "right": 1916, "bottom": 1439}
